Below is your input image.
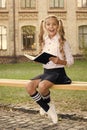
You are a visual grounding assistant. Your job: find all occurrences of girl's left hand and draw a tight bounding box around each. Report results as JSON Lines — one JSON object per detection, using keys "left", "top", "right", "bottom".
{"left": 49, "top": 57, "right": 59, "bottom": 64}
{"left": 49, "top": 56, "right": 67, "bottom": 65}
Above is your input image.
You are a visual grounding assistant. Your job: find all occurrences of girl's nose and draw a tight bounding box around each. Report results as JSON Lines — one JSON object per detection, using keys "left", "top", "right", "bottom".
{"left": 50, "top": 24, "right": 53, "bottom": 28}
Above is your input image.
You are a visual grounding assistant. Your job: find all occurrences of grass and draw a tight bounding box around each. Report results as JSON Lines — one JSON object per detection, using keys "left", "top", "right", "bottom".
{"left": 66, "top": 59, "right": 87, "bottom": 81}
{"left": 0, "top": 60, "right": 87, "bottom": 81}
{"left": 0, "top": 62, "right": 43, "bottom": 79}
{"left": 0, "top": 60, "right": 87, "bottom": 113}
{"left": 51, "top": 89, "right": 87, "bottom": 112}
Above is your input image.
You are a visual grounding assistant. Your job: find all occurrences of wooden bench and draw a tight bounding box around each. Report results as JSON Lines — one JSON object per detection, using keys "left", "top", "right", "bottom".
{"left": 0, "top": 79, "right": 87, "bottom": 90}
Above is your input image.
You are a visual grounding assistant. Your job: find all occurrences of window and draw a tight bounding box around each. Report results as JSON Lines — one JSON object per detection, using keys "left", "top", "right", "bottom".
{"left": 21, "top": 26, "right": 36, "bottom": 50}
{"left": 0, "top": 26, "right": 7, "bottom": 50}
{"left": 79, "top": 26, "right": 87, "bottom": 49}
{"left": 0, "top": 0, "right": 6, "bottom": 8}
{"left": 21, "top": 0, "right": 36, "bottom": 9}
{"left": 50, "top": 0, "right": 64, "bottom": 8}
{"left": 77, "top": 0, "right": 87, "bottom": 8}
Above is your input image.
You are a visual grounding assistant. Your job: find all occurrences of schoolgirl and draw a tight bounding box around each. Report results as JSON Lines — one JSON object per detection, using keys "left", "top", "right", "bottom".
{"left": 26, "top": 15, "right": 74, "bottom": 124}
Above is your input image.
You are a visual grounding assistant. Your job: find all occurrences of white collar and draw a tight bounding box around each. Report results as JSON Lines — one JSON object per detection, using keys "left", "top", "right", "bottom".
{"left": 44, "top": 33, "right": 60, "bottom": 41}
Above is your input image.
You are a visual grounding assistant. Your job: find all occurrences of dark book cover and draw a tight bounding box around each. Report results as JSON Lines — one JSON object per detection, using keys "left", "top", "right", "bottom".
{"left": 24, "top": 52, "right": 56, "bottom": 64}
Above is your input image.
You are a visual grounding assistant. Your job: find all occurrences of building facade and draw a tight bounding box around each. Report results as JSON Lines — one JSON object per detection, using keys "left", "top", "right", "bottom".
{"left": 0, "top": 0, "right": 87, "bottom": 63}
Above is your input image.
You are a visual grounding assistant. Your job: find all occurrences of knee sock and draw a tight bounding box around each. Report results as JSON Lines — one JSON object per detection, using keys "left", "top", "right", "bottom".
{"left": 42, "top": 91, "right": 51, "bottom": 104}
{"left": 30, "top": 91, "right": 49, "bottom": 112}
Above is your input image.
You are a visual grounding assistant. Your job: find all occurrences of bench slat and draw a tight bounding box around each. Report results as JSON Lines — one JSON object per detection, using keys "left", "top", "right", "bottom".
{"left": 0, "top": 79, "right": 87, "bottom": 90}
{"left": 52, "top": 84, "right": 87, "bottom": 90}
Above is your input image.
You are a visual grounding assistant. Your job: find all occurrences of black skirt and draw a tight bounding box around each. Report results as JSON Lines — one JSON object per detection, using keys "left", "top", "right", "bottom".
{"left": 32, "top": 68, "right": 72, "bottom": 84}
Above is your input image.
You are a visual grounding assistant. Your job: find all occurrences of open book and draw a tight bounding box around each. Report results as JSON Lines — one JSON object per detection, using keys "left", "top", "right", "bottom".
{"left": 24, "top": 52, "right": 56, "bottom": 64}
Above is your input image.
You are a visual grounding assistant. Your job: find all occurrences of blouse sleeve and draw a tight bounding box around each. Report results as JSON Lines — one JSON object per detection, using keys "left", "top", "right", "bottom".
{"left": 64, "top": 41, "right": 74, "bottom": 67}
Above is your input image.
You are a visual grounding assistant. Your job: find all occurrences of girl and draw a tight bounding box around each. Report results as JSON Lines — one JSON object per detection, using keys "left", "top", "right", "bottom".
{"left": 26, "top": 15, "right": 74, "bottom": 124}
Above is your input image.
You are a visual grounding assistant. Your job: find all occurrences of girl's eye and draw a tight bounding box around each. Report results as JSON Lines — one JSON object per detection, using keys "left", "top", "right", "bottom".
{"left": 46, "top": 22, "right": 57, "bottom": 26}
{"left": 53, "top": 23, "right": 57, "bottom": 26}
{"left": 46, "top": 23, "right": 50, "bottom": 26}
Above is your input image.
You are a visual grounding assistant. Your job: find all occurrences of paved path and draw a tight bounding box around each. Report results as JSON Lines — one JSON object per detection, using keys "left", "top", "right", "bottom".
{"left": 0, "top": 105, "right": 87, "bottom": 130}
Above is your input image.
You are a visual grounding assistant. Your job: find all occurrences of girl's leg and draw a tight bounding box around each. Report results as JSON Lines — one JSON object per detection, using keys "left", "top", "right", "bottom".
{"left": 42, "top": 91, "right": 51, "bottom": 104}
{"left": 38, "top": 80, "right": 58, "bottom": 124}
{"left": 26, "top": 79, "right": 50, "bottom": 112}
{"left": 26, "top": 79, "right": 58, "bottom": 124}
{"left": 26, "top": 79, "right": 40, "bottom": 95}
{"left": 38, "top": 81, "right": 52, "bottom": 116}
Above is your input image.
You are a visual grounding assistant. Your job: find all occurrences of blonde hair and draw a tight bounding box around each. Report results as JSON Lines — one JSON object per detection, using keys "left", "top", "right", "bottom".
{"left": 39, "top": 15, "right": 66, "bottom": 59}
{"left": 39, "top": 20, "right": 44, "bottom": 48}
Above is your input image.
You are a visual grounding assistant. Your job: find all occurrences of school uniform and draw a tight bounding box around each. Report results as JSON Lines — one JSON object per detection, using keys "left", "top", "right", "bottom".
{"left": 32, "top": 33, "right": 74, "bottom": 84}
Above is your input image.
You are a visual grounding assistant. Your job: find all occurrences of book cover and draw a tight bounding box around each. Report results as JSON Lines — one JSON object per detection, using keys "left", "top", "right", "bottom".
{"left": 24, "top": 52, "right": 56, "bottom": 64}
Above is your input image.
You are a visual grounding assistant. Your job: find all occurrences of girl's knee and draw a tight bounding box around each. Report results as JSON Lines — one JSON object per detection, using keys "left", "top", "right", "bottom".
{"left": 25, "top": 81, "right": 35, "bottom": 95}
{"left": 38, "top": 82, "right": 48, "bottom": 95}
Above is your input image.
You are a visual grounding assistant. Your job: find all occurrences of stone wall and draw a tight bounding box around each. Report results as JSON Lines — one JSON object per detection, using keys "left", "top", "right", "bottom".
{"left": 0, "top": 0, "right": 87, "bottom": 63}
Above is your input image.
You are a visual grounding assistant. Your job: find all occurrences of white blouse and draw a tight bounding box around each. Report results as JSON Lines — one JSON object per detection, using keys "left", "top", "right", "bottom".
{"left": 42, "top": 34, "right": 74, "bottom": 69}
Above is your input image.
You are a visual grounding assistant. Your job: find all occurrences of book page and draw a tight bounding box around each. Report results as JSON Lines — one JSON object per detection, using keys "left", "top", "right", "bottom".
{"left": 24, "top": 54, "right": 35, "bottom": 60}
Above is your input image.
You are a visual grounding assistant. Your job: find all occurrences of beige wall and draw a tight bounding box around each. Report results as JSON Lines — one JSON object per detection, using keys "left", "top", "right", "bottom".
{"left": 0, "top": 0, "right": 87, "bottom": 57}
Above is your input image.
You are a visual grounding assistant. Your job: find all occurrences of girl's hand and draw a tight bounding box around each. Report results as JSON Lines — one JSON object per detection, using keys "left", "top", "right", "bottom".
{"left": 49, "top": 57, "right": 67, "bottom": 65}
{"left": 49, "top": 57, "right": 59, "bottom": 64}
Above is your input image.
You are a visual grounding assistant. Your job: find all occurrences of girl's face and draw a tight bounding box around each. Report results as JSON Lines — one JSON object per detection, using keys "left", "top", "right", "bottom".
{"left": 45, "top": 17, "right": 59, "bottom": 39}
